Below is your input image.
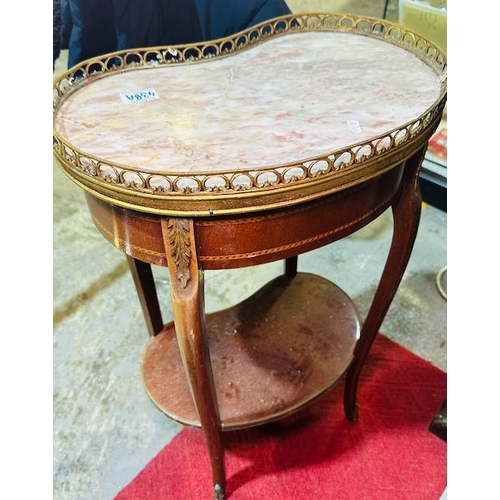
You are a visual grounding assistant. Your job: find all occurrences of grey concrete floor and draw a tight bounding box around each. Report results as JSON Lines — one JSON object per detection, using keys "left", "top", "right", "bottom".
{"left": 53, "top": 1, "right": 446, "bottom": 499}
{"left": 53, "top": 166, "right": 446, "bottom": 500}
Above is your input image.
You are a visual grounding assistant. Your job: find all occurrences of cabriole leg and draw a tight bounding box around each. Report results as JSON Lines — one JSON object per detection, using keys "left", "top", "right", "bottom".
{"left": 344, "top": 147, "right": 426, "bottom": 421}
{"left": 161, "top": 217, "right": 226, "bottom": 499}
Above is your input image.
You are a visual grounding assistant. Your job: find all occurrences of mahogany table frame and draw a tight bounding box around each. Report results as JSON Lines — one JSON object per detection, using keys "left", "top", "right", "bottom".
{"left": 53, "top": 13, "right": 447, "bottom": 500}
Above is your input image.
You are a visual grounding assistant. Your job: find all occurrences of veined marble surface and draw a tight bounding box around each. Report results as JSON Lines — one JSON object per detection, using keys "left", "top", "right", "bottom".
{"left": 54, "top": 31, "right": 442, "bottom": 174}
{"left": 53, "top": 4, "right": 447, "bottom": 499}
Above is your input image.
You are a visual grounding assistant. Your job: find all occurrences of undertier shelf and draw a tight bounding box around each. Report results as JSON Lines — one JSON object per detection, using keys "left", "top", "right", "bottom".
{"left": 142, "top": 272, "right": 360, "bottom": 430}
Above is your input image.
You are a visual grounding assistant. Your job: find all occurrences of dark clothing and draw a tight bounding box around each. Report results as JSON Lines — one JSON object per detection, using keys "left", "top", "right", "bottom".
{"left": 114, "top": 0, "right": 204, "bottom": 50}
{"left": 66, "top": 0, "right": 117, "bottom": 68}
{"left": 192, "top": 0, "right": 291, "bottom": 41}
{"left": 53, "top": 0, "right": 61, "bottom": 68}
{"left": 61, "top": 0, "right": 291, "bottom": 68}
{"left": 60, "top": 0, "right": 73, "bottom": 49}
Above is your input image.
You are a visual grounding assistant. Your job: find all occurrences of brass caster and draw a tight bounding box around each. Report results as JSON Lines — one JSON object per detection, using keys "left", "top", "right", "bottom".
{"left": 347, "top": 403, "right": 359, "bottom": 422}
{"left": 213, "top": 484, "right": 225, "bottom": 500}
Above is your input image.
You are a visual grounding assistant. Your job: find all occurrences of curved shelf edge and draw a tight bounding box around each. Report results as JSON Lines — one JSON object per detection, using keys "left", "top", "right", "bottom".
{"left": 141, "top": 272, "right": 360, "bottom": 430}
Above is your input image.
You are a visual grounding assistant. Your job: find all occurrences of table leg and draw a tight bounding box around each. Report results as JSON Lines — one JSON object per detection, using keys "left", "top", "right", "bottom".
{"left": 161, "top": 217, "right": 226, "bottom": 500}
{"left": 344, "top": 147, "right": 425, "bottom": 421}
{"left": 284, "top": 256, "right": 298, "bottom": 277}
{"left": 126, "top": 256, "right": 164, "bottom": 336}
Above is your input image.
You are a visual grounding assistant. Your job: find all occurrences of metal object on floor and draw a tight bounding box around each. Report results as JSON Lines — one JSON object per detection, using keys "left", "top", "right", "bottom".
{"left": 436, "top": 266, "right": 447, "bottom": 300}
{"left": 429, "top": 399, "right": 447, "bottom": 442}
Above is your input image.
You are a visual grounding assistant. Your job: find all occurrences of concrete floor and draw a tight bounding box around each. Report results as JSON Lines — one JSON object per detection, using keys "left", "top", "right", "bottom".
{"left": 53, "top": 1, "right": 447, "bottom": 499}
{"left": 53, "top": 171, "right": 447, "bottom": 500}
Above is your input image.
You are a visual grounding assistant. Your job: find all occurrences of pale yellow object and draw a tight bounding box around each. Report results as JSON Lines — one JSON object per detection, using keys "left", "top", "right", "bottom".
{"left": 399, "top": 0, "right": 447, "bottom": 53}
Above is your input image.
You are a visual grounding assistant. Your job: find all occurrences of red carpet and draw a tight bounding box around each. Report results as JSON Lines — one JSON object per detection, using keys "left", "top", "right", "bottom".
{"left": 115, "top": 335, "right": 447, "bottom": 500}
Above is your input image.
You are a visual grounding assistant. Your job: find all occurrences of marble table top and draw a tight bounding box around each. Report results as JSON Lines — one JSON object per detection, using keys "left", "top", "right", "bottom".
{"left": 54, "top": 31, "right": 442, "bottom": 175}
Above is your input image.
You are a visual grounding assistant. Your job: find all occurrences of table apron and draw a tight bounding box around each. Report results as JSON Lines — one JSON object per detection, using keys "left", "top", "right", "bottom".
{"left": 85, "top": 162, "right": 404, "bottom": 270}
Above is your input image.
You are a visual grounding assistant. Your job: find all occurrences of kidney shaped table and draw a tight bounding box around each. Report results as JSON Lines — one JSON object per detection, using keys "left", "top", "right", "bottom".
{"left": 53, "top": 12, "right": 447, "bottom": 500}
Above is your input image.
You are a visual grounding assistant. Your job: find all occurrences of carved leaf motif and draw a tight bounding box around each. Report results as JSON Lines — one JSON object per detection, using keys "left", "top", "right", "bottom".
{"left": 167, "top": 218, "right": 192, "bottom": 288}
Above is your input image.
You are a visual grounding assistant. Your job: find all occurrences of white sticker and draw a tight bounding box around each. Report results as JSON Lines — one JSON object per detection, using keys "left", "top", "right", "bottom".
{"left": 120, "top": 88, "right": 159, "bottom": 104}
{"left": 346, "top": 119, "right": 362, "bottom": 134}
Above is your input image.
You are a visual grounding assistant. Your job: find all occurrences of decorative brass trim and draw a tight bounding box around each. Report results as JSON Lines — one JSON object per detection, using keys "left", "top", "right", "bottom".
{"left": 53, "top": 13, "right": 447, "bottom": 217}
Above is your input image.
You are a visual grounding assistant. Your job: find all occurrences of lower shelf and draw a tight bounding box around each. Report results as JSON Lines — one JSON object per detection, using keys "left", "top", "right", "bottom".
{"left": 141, "top": 272, "right": 360, "bottom": 430}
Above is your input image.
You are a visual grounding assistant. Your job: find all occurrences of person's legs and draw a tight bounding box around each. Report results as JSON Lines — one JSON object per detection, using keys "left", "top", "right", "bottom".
{"left": 156, "top": 0, "right": 203, "bottom": 46}
{"left": 60, "top": 0, "right": 72, "bottom": 50}
{"left": 67, "top": 0, "right": 116, "bottom": 67}
{"left": 193, "top": 0, "right": 291, "bottom": 41}
{"left": 113, "top": 0, "right": 163, "bottom": 51}
{"left": 53, "top": 0, "right": 61, "bottom": 69}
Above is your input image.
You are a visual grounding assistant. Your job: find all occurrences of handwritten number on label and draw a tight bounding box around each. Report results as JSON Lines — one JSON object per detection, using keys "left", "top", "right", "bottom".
{"left": 120, "top": 88, "right": 159, "bottom": 104}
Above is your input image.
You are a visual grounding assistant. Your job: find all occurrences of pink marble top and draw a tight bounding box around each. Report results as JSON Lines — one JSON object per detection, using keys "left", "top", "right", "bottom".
{"left": 54, "top": 31, "right": 442, "bottom": 174}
